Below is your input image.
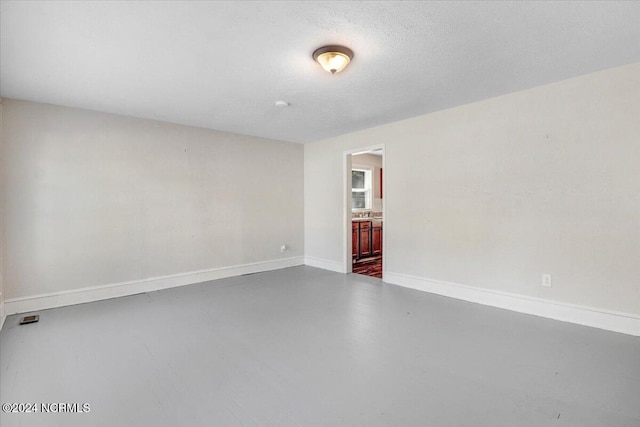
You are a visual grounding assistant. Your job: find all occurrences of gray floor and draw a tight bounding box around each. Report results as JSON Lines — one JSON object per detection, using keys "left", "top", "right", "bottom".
{"left": 1, "top": 266, "right": 639, "bottom": 427}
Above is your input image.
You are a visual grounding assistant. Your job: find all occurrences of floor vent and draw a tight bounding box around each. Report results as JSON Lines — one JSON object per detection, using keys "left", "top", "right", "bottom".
{"left": 20, "top": 315, "right": 39, "bottom": 325}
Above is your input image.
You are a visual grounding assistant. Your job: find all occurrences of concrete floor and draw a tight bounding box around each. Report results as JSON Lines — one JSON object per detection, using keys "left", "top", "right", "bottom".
{"left": 1, "top": 266, "right": 639, "bottom": 426}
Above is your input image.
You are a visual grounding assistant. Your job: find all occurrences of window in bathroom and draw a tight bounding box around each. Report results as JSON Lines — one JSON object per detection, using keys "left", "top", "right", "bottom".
{"left": 352, "top": 169, "right": 372, "bottom": 210}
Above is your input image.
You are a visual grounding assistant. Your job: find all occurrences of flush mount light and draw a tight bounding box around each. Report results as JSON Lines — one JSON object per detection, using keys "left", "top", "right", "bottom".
{"left": 313, "top": 45, "right": 354, "bottom": 74}
{"left": 274, "top": 100, "right": 289, "bottom": 107}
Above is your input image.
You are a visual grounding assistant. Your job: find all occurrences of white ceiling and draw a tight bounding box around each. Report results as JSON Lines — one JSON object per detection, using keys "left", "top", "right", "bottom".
{"left": 2, "top": 1, "right": 639, "bottom": 143}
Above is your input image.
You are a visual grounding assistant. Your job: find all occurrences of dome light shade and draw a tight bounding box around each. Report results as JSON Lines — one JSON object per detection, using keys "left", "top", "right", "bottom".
{"left": 313, "top": 45, "right": 354, "bottom": 74}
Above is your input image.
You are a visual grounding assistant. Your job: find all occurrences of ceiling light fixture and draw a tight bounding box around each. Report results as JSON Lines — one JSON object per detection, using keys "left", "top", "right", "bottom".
{"left": 313, "top": 45, "right": 354, "bottom": 74}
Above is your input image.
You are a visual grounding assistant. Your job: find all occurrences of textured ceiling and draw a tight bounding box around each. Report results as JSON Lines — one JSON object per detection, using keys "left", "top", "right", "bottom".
{"left": 2, "top": 1, "right": 639, "bottom": 143}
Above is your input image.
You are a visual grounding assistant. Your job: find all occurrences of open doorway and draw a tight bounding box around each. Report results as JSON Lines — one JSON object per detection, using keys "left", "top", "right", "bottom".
{"left": 345, "top": 147, "right": 384, "bottom": 279}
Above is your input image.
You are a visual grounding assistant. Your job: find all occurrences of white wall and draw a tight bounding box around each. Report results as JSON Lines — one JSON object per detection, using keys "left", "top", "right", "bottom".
{"left": 1, "top": 99, "right": 304, "bottom": 301}
{"left": 305, "top": 62, "right": 640, "bottom": 317}
{"left": 0, "top": 100, "right": 4, "bottom": 326}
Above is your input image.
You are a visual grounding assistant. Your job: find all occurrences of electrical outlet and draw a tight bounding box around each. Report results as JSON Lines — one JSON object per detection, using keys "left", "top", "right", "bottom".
{"left": 542, "top": 274, "right": 552, "bottom": 288}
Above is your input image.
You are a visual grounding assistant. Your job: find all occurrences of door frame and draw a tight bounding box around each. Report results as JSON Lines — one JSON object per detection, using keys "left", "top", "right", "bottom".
{"left": 343, "top": 144, "right": 386, "bottom": 279}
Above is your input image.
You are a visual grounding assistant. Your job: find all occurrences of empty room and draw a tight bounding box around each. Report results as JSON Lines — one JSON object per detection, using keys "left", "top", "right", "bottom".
{"left": 1, "top": 1, "right": 639, "bottom": 426}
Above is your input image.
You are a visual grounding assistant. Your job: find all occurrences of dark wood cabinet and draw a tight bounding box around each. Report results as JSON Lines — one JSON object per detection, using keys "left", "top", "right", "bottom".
{"left": 359, "top": 221, "right": 371, "bottom": 257}
{"left": 352, "top": 220, "right": 382, "bottom": 262}
{"left": 352, "top": 222, "right": 358, "bottom": 260}
{"left": 372, "top": 222, "right": 382, "bottom": 255}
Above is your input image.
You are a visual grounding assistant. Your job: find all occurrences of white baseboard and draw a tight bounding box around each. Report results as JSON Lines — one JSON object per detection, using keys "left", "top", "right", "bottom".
{"left": 384, "top": 271, "right": 640, "bottom": 336}
{"left": 0, "top": 298, "right": 5, "bottom": 332}
{"left": 3, "top": 257, "right": 305, "bottom": 316}
{"left": 304, "top": 256, "right": 346, "bottom": 273}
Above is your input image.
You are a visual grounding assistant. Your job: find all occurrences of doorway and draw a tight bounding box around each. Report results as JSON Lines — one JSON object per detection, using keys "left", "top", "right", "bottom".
{"left": 344, "top": 146, "right": 385, "bottom": 279}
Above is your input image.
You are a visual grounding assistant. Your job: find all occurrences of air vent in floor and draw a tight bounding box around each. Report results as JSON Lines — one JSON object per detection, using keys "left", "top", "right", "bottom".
{"left": 20, "top": 315, "right": 39, "bottom": 325}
